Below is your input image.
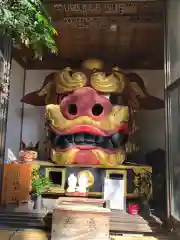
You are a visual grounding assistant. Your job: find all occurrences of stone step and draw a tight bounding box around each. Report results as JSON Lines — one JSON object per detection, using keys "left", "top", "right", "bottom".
{"left": 0, "top": 212, "right": 45, "bottom": 228}
{"left": 110, "top": 222, "right": 162, "bottom": 233}
{"left": 0, "top": 210, "right": 163, "bottom": 233}
{"left": 110, "top": 210, "right": 162, "bottom": 233}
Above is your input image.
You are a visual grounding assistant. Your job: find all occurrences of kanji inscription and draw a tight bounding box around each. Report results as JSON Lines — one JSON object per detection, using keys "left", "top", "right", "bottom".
{"left": 1, "top": 164, "right": 32, "bottom": 205}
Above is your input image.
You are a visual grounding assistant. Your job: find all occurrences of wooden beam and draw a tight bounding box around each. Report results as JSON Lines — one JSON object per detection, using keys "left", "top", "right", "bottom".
{"left": 26, "top": 56, "right": 164, "bottom": 70}
{"left": 44, "top": 0, "right": 163, "bottom": 3}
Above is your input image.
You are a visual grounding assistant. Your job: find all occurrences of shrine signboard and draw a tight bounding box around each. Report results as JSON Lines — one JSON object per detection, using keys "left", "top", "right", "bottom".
{"left": 45, "top": 1, "right": 162, "bottom": 28}
{"left": 1, "top": 164, "right": 32, "bottom": 205}
{"left": 53, "top": 3, "right": 136, "bottom": 16}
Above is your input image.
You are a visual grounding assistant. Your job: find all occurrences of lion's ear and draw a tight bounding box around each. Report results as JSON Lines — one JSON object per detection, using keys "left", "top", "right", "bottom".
{"left": 124, "top": 73, "right": 165, "bottom": 110}
{"left": 129, "top": 82, "right": 146, "bottom": 98}
{"left": 38, "top": 72, "right": 57, "bottom": 98}
{"left": 38, "top": 81, "right": 57, "bottom": 105}
{"left": 38, "top": 82, "right": 52, "bottom": 96}
{"left": 45, "top": 81, "right": 57, "bottom": 105}
{"left": 122, "top": 83, "right": 140, "bottom": 110}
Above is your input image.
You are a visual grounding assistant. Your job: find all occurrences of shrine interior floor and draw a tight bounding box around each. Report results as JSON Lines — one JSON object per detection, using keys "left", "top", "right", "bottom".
{"left": 0, "top": 199, "right": 173, "bottom": 239}
{"left": 0, "top": 228, "right": 179, "bottom": 240}
{"left": 0, "top": 229, "right": 49, "bottom": 240}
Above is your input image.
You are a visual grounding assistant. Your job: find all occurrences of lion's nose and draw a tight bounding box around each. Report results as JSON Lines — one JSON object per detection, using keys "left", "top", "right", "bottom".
{"left": 60, "top": 87, "right": 112, "bottom": 120}
{"left": 67, "top": 103, "right": 78, "bottom": 116}
{"left": 67, "top": 103, "right": 104, "bottom": 116}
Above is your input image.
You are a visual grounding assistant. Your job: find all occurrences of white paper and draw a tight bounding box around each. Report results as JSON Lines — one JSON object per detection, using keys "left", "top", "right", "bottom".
{"left": 104, "top": 178, "right": 125, "bottom": 210}
{"left": 7, "top": 148, "right": 17, "bottom": 161}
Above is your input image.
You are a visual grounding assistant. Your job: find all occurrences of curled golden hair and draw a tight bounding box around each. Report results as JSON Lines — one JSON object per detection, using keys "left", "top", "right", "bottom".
{"left": 90, "top": 71, "right": 125, "bottom": 93}
{"left": 55, "top": 67, "right": 87, "bottom": 93}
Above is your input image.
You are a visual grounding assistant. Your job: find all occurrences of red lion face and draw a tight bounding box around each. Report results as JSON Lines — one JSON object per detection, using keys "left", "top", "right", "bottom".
{"left": 21, "top": 60, "right": 164, "bottom": 167}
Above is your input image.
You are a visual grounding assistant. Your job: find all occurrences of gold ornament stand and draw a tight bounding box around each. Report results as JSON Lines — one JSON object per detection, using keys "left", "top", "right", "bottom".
{"left": 51, "top": 198, "right": 111, "bottom": 240}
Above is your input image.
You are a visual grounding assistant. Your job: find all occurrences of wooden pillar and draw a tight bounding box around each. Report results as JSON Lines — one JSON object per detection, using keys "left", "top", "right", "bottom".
{"left": 0, "top": 35, "right": 12, "bottom": 199}
{"left": 0, "top": 35, "right": 12, "bottom": 161}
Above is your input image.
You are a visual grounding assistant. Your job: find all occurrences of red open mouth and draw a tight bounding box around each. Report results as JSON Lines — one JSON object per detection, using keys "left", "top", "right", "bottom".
{"left": 55, "top": 145, "right": 121, "bottom": 154}
{"left": 49, "top": 123, "right": 128, "bottom": 136}
{"left": 47, "top": 123, "right": 129, "bottom": 153}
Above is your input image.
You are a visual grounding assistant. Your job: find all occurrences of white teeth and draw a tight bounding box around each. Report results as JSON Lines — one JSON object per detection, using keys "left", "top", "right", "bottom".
{"left": 104, "top": 94, "right": 110, "bottom": 100}
{"left": 74, "top": 133, "right": 84, "bottom": 143}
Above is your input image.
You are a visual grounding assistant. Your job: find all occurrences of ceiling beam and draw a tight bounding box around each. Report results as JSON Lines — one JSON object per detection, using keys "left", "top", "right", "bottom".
{"left": 26, "top": 56, "right": 164, "bottom": 70}
{"left": 44, "top": 0, "right": 163, "bottom": 3}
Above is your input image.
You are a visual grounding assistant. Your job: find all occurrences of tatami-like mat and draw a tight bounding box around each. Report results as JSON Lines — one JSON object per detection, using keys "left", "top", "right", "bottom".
{"left": 0, "top": 229, "right": 49, "bottom": 240}
{"left": 0, "top": 229, "right": 15, "bottom": 240}
{"left": 0, "top": 229, "right": 178, "bottom": 240}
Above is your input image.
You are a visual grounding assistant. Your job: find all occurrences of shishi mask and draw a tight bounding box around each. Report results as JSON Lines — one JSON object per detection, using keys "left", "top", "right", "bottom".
{"left": 21, "top": 59, "right": 164, "bottom": 167}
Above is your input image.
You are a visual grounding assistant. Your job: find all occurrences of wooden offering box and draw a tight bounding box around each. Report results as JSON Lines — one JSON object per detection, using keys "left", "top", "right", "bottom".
{"left": 51, "top": 197, "right": 111, "bottom": 240}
